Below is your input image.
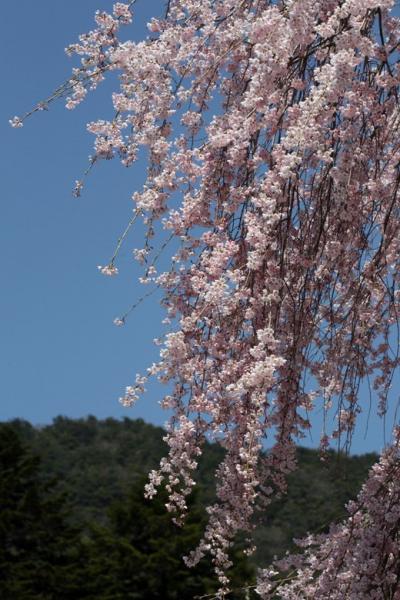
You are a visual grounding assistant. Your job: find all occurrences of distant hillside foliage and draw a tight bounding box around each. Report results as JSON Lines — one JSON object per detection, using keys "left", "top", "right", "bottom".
{"left": 1, "top": 417, "right": 377, "bottom": 598}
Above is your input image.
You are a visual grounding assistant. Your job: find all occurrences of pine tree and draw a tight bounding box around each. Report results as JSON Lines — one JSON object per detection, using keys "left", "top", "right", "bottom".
{"left": 83, "top": 476, "right": 254, "bottom": 599}
{"left": 0, "top": 424, "right": 87, "bottom": 599}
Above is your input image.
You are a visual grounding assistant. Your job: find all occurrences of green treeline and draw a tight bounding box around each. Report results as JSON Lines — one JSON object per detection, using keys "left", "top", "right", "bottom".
{"left": 0, "top": 417, "right": 377, "bottom": 599}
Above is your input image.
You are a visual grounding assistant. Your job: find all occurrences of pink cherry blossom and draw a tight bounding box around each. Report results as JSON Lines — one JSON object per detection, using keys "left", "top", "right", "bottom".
{"left": 257, "top": 428, "right": 400, "bottom": 599}
{"left": 14, "top": 0, "right": 400, "bottom": 594}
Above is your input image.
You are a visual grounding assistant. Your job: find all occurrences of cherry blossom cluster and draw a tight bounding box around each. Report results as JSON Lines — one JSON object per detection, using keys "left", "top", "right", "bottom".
{"left": 257, "top": 427, "right": 400, "bottom": 599}
{"left": 13, "top": 0, "right": 400, "bottom": 592}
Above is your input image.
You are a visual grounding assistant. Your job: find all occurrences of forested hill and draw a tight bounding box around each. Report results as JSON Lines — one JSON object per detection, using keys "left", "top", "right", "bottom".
{"left": 1, "top": 417, "right": 378, "bottom": 598}
{"left": 9, "top": 416, "right": 225, "bottom": 525}
{"left": 8, "top": 416, "right": 377, "bottom": 564}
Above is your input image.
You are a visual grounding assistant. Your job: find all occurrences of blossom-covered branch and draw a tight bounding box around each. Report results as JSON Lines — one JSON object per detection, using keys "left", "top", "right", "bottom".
{"left": 12, "top": 0, "right": 400, "bottom": 593}
{"left": 257, "top": 427, "right": 400, "bottom": 598}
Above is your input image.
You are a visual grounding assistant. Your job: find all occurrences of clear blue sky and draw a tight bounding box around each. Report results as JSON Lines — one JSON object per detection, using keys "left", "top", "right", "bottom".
{"left": 1, "top": 1, "right": 399, "bottom": 454}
